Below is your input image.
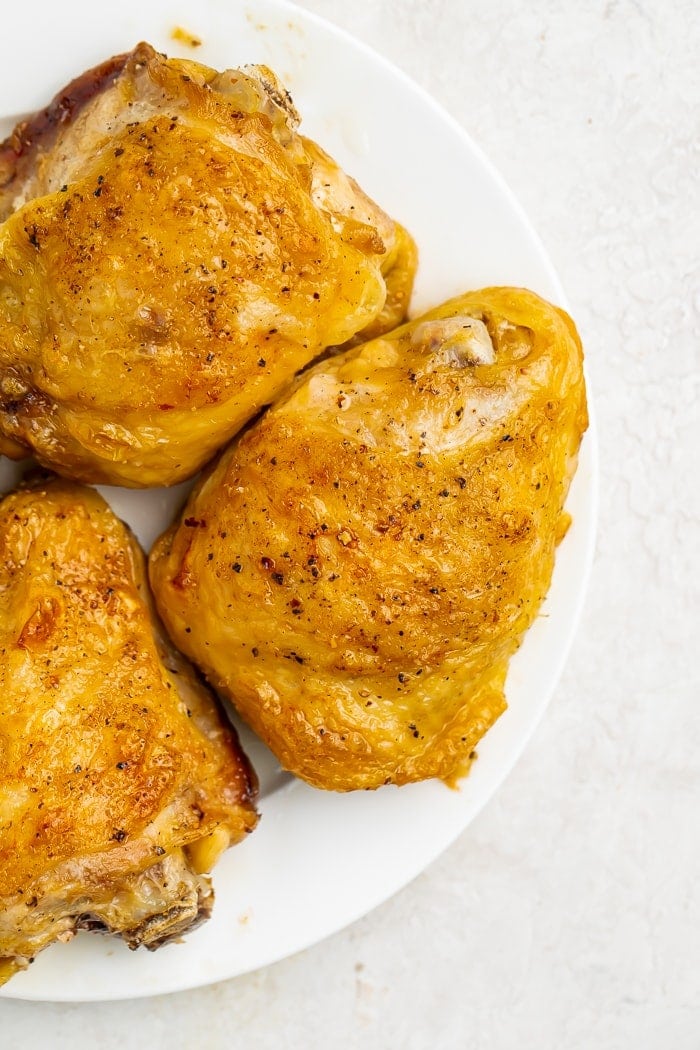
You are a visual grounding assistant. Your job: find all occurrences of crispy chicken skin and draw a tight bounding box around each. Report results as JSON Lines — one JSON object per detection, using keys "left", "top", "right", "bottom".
{"left": 150, "top": 287, "right": 587, "bottom": 791}
{"left": 0, "top": 43, "right": 415, "bottom": 486}
{"left": 0, "top": 476, "right": 258, "bottom": 985}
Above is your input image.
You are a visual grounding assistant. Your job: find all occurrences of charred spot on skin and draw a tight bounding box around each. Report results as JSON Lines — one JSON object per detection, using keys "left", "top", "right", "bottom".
{"left": 25, "top": 224, "right": 41, "bottom": 249}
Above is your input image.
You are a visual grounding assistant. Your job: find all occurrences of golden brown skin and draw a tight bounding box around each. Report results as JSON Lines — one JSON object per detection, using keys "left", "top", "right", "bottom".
{"left": 0, "top": 43, "right": 415, "bottom": 486}
{"left": 342, "top": 222, "right": 418, "bottom": 348}
{"left": 0, "top": 476, "right": 258, "bottom": 985}
{"left": 150, "top": 287, "right": 588, "bottom": 791}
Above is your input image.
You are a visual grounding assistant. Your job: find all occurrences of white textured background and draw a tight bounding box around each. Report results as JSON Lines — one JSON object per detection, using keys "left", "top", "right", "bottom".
{"left": 4, "top": 0, "right": 699, "bottom": 1047}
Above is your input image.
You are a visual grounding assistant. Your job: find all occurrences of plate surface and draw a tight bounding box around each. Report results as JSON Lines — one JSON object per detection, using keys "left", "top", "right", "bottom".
{"left": 0, "top": 0, "right": 597, "bottom": 1002}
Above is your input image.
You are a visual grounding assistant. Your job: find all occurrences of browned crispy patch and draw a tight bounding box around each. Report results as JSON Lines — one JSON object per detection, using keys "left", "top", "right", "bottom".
{"left": 0, "top": 477, "right": 259, "bottom": 984}
{"left": 17, "top": 596, "right": 62, "bottom": 649}
{"left": 0, "top": 52, "right": 129, "bottom": 217}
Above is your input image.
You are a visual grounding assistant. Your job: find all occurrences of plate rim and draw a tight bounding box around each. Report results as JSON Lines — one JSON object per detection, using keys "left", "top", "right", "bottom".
{"left": 0, "top": 0, "right": 598, "bottom": 1002}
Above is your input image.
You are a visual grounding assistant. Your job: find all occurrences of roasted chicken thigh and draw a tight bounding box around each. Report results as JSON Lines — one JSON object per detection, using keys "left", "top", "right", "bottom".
{"left": 0, "top": 476, "right": 257, "bottom": 985}
{"left": 150, "top": 287, "right": 588, "bottom": 790}
{"left": 0, "top": 43, "right": 415, "bottom": 486}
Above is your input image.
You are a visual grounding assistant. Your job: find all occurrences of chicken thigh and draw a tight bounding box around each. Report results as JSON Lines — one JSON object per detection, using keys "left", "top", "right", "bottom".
{"left": 0, "top": 43, "right": 415, "bottom": 486}
{"left": 0, "top": 475, "right": 257, "bottom": 985}
{"left": 149, "top": 287, "right": 587, "bottom": 790}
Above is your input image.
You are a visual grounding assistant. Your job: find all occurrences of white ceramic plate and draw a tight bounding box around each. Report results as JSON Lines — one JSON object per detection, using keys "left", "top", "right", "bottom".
{"left": 0, "top": 0, "right": 597, "bottom": 1002}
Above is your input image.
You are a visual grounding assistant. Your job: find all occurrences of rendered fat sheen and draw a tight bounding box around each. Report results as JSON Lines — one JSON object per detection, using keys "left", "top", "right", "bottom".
{"left": 149, "top": 286, "right": 588, "bottom": 791}
{"left": 0, "top": 43, "right": 416, "bottom": 487}
{"left": 0, "top": 476, "right": 258, "bottom": 985}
